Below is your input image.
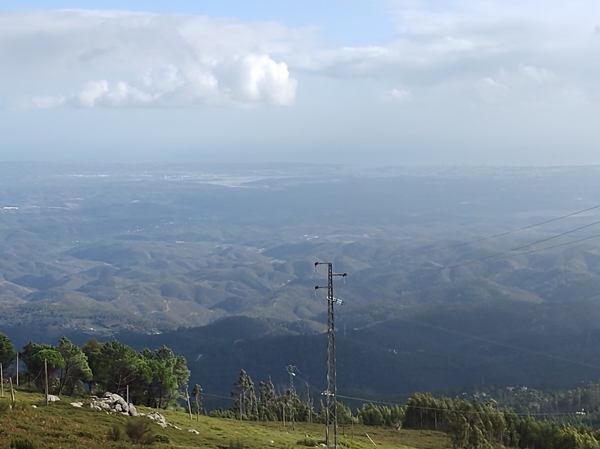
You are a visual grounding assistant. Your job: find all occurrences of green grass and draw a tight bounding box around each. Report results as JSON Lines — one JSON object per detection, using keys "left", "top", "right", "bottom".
{"left": 0, "top": 389, "right": 451, "bottom": 449}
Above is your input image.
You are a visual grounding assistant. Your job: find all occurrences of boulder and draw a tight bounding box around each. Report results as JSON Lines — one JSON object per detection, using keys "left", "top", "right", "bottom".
{"left": 90, "top": 400, "right": 110, "bottom": 410}
{"left": 88, "top": 392, "right": 169, "bottom": 428}
{"left": 147, "top": 411, "right": 168, "bottom": 428}
{"left": 128, "top": 404, "right": 138, "bottom": 416}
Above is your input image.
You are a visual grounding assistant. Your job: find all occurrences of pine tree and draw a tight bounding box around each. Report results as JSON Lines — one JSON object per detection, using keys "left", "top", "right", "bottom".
{"left": 57, "top": 336, "right": 92, "bottom": 396}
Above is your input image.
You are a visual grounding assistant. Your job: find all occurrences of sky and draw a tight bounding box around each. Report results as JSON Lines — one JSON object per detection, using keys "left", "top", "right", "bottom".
{"left": 0, "top": 0, "right": 599, "bottom": 165}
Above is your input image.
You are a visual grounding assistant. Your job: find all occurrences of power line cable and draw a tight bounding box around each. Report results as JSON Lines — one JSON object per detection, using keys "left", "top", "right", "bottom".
{"left": 392, "top": 316, "right": 600, "bottom": 372}
{"left": 30, "top": 365, "right": 46, "bottom": 385}
{"left": 203, "top": 392, "right": 235, "bottom": 401}
{"left": 336, "top": 393, "right": 593, "bottom": 418}
{"left": 442, "top": 220, "right": 600, "bottom": 269}
{"left": 495, "top": 233, "right": 600, "bottom": 261}
{"left": 192, "top": 387, "right": 590, "bottom": 418}
{"left": 396, "top": 227, "right": 600, "bottom": 288}
{"left": 425, "top": 204, "right": 600, "bottom": 254}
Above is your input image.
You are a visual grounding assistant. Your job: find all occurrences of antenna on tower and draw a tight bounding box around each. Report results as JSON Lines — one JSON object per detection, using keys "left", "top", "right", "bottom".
{"left": 315, "top": 262, "right": 347, "bottom": 449}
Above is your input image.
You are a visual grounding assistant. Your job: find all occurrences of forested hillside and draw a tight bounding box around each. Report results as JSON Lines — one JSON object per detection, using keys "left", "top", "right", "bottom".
{"left": 4, "top": 331, "right": 600, "bottom": 449}
{"left": 2, "top": 163, "right": 600, "bottom": 400}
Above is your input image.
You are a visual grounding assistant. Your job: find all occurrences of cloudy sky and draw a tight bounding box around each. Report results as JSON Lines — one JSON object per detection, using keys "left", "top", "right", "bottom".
{"left": 1, "top": 0, "right": 599, "bottom": 165}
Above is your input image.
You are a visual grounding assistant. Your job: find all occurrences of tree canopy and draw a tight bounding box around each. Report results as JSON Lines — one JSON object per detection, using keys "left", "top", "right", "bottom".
{"left": 0, "top": 332, "right": 15, "bottom": 366}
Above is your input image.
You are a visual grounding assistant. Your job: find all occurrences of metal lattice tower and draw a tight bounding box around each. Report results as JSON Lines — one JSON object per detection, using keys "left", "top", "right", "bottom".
{"left": 315, "top": 262, "right": 346, "bottom": 449}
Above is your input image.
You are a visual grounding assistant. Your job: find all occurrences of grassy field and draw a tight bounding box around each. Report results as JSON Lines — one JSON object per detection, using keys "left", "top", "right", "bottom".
{"left": 0, "top": 389, "right": 451, "bottom": 449}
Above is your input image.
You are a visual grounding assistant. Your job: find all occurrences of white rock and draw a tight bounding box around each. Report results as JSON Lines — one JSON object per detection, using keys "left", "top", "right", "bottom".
{"left": 128, "top": 404, "right": 138, "bottom": 416}
{"left": 188, "top": 429, "right": 199, "bottom": 434}
{"left": 47, "top": 395, "right": 60, "bottom": 402}
{"left": 147, "top": 411, "right": 168, "bottom": 428}
{"left": 70, "top": 402, "right": 83, "bottom": 408}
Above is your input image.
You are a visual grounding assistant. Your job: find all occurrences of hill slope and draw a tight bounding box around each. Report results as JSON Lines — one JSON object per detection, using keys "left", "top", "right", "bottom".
{"left": 0, "top": 389, "right": 450, "bottom": 449}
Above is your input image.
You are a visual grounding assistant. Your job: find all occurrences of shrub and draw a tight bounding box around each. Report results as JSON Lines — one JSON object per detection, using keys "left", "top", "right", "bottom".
{"left": 154, "top": 434, "right": 170, "bottom": 443}
{"left": 296, "top": 438, "right": 318, "bottom": 447}
{"left": 209, "top": 408, "right": 236, "bottom": 419}
{"left": 107, "top": 424, "right": 122, "bottom": 441}
{"left": 10, "top": 436, "right": 39, "bottom": 449}
{"left": 340, "top": 438, "right": 362, "bottom": 449}
{"left": 228, "top": 439, "right": 245, "bottom": 449}
{"left": 125, "top": 418, "right": 154, "bottom": 445}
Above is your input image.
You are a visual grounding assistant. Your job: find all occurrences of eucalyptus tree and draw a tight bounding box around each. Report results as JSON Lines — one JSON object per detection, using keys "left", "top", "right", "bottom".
{"left": 232, "top": 369, "right": 257, "bottom": 420}
{"left": 192, "top": 383, "right": 202, "bottom": 420}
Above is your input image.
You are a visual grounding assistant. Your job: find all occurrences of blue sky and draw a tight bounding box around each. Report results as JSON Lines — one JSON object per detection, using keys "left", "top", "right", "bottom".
{"left": 1, "top": 0, "right": 393, "bottom": 41}
{"left": 1, "top": 0, "right": 599, "bottom": 165}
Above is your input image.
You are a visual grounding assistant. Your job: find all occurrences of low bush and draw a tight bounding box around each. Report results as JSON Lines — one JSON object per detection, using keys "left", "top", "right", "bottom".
{"left": 125, "top": 418, "right": 154, "bottom": 445}
{"left": 10, "top": 436, "right": 39, "bottom": 449}
{"left": 209, "top": 408, "right": 236, "bottom": 419}
{"left": 154, "top": 434, "right": 170, "bottom": 443}
{"left": 107, "top": 424, "right": 122, "bottom": 441}
{"left": 228, "top": 439, "right": 245, "bottom": 449}
{"left": 296, "top": 437, "right": 318, "bottom": 447}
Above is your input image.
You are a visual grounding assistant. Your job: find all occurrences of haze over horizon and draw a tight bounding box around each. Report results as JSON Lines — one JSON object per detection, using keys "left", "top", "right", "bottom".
{"left": 1, "top": 0, "right": 599, "bottom": 165}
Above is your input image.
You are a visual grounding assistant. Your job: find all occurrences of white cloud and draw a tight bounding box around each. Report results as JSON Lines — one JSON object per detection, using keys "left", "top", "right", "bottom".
{"left": 1, "top": 3, "right": 598, "bottom": 110}
{"left": 289, "top": 0, "right": 599, "bottom": 105}
{"left": 516, "top": 64, "right": 555, "bottom": 85}
{"left": 476, "top": 77, "right": 510, "bottom": 103}
{"left": 474, "top": 64, "right": 578, "bottom": 105}
{"left": 0, "top": 10, "right": 299, "bottom": 109}
{"left": 11, "top": 95, "right": 67, "bottom": 110}
{"left": 75, "top": 80, "right": 156, "bottom": 108}
{"left": 31, "top": 95, "right": 66, "bottom": 109}
{"left": 381, "top": 88, "right": 411, "bottom": 102}
{"left": 77, "top": 80, "right": 108, "bottom": 108}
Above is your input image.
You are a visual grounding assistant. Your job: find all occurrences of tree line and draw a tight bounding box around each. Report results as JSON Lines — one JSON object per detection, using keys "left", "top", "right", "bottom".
{"left": 403, "top": 392, "right": 600, "bottom": 449}
{"left": 226, "top": 370, "right": 600, "bottom": 449}
{"left": 4, "top": 331, "right": 600, "bottom": 448}
{"left": 0, "top": 333, "right": 189, "bottom": 409}
{"left": 225, "top": 369, "right": 404, "bottom": 427}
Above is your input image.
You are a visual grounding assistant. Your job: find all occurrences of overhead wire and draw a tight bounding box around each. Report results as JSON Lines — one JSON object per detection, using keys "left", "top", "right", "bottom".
{"left": 336, "top": 393, "right": 594, "bottom": 418}
{"left": 203, "top": 391, "right": 235, "bottom": 401}
{"left": 443, "top": 220, "right": 600, "bottom": 270}
{"left": 197, "top": 385, "right": 596, "bottom": 418}
{"left": 390, "top": 316, "right": 600, "bottom": 372}
{"left": 424, "top": 203, "right": 600, "bottom": 254}
{"left": 158, "top": 206, "right": 600, "bottom": 419}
